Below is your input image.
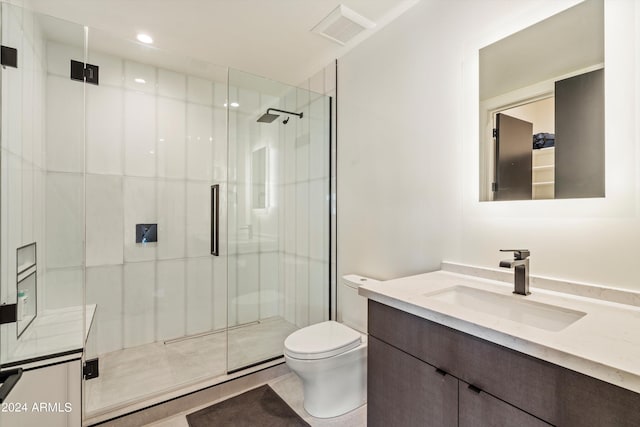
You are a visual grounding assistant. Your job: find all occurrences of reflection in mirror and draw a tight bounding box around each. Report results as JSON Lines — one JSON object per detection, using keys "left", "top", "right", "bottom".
{"left": 479, "top": 0, "right": 604, "bottom": 201}
{"left": 252, "top": 147, "right": 267, "bottom": 209}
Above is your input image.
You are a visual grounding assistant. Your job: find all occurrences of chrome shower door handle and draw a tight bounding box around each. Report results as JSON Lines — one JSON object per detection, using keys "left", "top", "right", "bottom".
{"left": 211, "top": 184, "right": 219, "bottom": 256}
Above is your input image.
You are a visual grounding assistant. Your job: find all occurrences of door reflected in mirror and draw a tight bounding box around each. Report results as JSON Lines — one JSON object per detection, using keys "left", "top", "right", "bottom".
{"left": 479, "top": 0, "right": 604, "bottom": 201}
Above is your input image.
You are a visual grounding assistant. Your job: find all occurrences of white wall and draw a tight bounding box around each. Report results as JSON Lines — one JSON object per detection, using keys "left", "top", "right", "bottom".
{"left": 338, "top": 0, "right": 640, "bottom": 294}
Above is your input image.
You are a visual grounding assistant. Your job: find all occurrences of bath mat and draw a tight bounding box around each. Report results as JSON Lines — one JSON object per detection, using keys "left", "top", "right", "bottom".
{"left": 186, "top": 384, "right": 310, "bottom": 427}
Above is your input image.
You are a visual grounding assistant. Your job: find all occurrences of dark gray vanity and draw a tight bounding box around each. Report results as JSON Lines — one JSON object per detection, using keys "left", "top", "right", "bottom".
{"left": 367, "top": 300, "right": 640, "bottom": 427}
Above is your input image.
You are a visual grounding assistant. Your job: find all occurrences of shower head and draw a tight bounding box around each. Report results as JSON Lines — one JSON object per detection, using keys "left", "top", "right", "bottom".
{"left": 257, "top": 112, "right": 280, "bottom": 123}
{"left": 257, "top": 108, "right": 303, "bottom": 123}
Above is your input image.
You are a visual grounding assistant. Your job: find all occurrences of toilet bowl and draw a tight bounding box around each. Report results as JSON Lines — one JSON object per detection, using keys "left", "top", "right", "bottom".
{"left": 284, "top": 275, "right": 378, "bottom": 418}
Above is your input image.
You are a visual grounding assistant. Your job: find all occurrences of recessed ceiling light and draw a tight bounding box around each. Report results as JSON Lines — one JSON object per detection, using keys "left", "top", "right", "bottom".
{"left": 230, "top": 102, "right": 240, "bottom": 108}
{"left": 136, "top": 33, "right": 153, "bottom": 44}
{"left": 134, "top": 78, "right": 146, "bottom": 84}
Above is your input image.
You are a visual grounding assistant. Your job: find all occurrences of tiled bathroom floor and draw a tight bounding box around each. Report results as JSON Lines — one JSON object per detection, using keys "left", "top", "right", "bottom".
{"left": 85, "top": 317, "right": 297, "bottom": 415}
{"left": 146, "top": 373, "right": 367, "bottom": 427}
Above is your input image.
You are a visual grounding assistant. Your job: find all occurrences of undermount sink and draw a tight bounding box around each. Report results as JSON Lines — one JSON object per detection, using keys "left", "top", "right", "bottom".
{"left": 423, "top": 285, "right": 586, "bottom": 332}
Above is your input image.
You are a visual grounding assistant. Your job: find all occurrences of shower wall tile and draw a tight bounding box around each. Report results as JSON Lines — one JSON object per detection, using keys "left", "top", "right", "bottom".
{"left": 158, "top": 69, "right": 186, "bottom": 100}
{"left": 283, "top": 184, "right": 296, "bottom": 253}
{"left": 212, "top": 254, "right": 227, "bottom": 330}
{"left": 123, "top": 261, "right": 156, "bottom": 348}
{"left": 212, "top": 106, "right": 227, "bottom": 182}
{"left": 46, "top": 76, "right": 84, "bottom": 173}
{"left": 86, "top": 85, "right": 124, "bottom": 175}
{"left": 295, "top": 259, "right": 309, "bottom": 328}
{"left": 21, "top": 42, "right": 34, "bottom": 163}
{"left": 227, "top": 254, "right": 238, "bottom": 327}
{"left": 86, "top": 174, "right": 124, "bottom": 266}
{"left": 186, "top": 257, "right": 213, "bottom": 335}
{"left": 46, "top": 172, "right": 84, "bottom": 268}
{"left": 44, "top": 267, "right": 83, "bottom": 309}
{"left": 260, "top": 252, "right": 279, "bottom": 320}
{"left": 21, "top": 163, "right": 34, "bottom": 243}
{"left": 157, "top": 180, "right": 186, "bottom": 260}
{"left": 157, "top": 97, "right": 186, "bottom": 179}
{"left": 86, "top": 51, "right": 123, "bottom": 87}
{"left": 295, "top": 182, "right": 309, "bottom": 257}
{"left": 309, "top": 260, "right": 328, "bottom": 325}
{"left": 295, "top": 135, "right": 309, "bottom": 181}
{"left": 124, "top": 60, "right": 156, "bottom": 95}
{"left": 283, "top": 254, "right": 296, "bottom": 324}
{"left": 46, "top": 41, "right": 84, "bottom": 79}
{"left": 187, "top": 76, "right": 212, "bottom": 105}
{"left": 213, "top": 81, "right": 226, "bottom": 108}
{"left": 156, "top": 259, "right": 186, "bottom": 341}
{"left": 236, "top": 253, "right": 259, "bottom": 325}
{"left": 124, "top": 177, "right": 157, "bottom": 262}
{"left": 309, "top": 179, "right": 328, "bottom": 261}
{"left": 124, "top": 91, "right": 156, "bottom": 177}
{"left": 186, "top": 181, "right": 210, "bottom": 257}
{"left": 186, "top": 103, "right": 213, "bottom": 180}
{"left": 86, "top": 265, "right": 123, "bottom": 355}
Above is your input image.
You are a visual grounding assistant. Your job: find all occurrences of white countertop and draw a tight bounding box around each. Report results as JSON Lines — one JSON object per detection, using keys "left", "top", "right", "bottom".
{"left": 2, "top": 304, "right": 96, "bottom": 367}
{"left": 359, "top": 270, "right": 640, "bottom": 394}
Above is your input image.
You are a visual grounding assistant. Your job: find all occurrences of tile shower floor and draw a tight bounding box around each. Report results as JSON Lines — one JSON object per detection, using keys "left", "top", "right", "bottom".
{"left": 85, "top": 317, "right": 298, "bottom": 415}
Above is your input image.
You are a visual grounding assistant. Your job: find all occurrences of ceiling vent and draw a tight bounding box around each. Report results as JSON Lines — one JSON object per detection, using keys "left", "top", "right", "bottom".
{"left": 311, "top": 5, "right": 376, "bottom": 46}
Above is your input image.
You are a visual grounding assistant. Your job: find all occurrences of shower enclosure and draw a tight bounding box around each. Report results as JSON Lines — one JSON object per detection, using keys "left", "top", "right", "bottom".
{"left": 0, "top": 2, "right": 333, "bottom": 423}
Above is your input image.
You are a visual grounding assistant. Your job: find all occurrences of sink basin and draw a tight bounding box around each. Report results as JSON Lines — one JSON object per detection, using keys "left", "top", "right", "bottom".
{"left": 423, "top": 286, "right": 586, "bottom": 331}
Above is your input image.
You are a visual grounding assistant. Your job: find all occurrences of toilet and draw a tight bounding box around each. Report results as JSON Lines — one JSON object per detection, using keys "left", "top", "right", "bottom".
{"left": 284, "top": 274, "right": 378, "bottom": 418}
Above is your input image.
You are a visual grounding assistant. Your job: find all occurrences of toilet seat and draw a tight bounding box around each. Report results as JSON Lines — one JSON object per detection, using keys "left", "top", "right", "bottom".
{"left": 284, "top": 321, "right": 361, "bottom": 360}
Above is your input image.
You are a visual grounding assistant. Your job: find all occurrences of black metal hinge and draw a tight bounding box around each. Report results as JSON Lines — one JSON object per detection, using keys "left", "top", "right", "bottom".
{"left": 83, "top": 358, "right": 99, "bottom": 380}
{"left": 493, "top": 128, "right": 498, "bottom": 138}
{"left": 0, "top": 304, "right": 17, "bottom": 324}
{"left": 1, "top": 45, "right": 18, "bottom": 68}
{"left": 492, "top": 182, "right": 498, "bottom": 192}
{"left": 70, "top": 60, "right": 99, "bottom": 85}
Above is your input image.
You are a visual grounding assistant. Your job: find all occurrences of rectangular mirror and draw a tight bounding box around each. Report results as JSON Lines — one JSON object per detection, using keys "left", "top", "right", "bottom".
{"left": 252, "top": 147, "right": 267, "bottom": 209}
{"left": 479, "top": 0, "right": 604, "bottom": 201}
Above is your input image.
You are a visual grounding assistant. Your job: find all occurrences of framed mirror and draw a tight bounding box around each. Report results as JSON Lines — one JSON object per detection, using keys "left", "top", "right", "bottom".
{"left": 479, "top": 0, "right": 604, "bottom": 201}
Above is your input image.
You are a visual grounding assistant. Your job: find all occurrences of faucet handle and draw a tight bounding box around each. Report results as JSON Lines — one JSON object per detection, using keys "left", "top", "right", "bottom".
{"left": 499, "top": 249, "right": 530, "bottom": 260}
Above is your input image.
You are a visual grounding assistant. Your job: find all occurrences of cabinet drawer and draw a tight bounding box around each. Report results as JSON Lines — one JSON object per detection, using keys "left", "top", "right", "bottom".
{"left": 459, "top": 380, "right": 551, "bottom": 427}
{"left": 368, "top": 336, "right": 458, "bottom": 427}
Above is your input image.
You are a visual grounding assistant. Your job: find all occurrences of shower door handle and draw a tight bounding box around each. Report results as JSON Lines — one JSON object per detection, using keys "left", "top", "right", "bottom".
{"left": 211, "top": 184, "right": 220, "bottom": 256}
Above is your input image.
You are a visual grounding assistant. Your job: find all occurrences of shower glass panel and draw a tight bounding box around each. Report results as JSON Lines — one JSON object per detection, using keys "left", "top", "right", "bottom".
{"left": 80, "top": 28, "right": 229, "bottom": 417}
{"left": 0, "top": 3, "right": 87, "bottom": 368}
{"left": 227, "top": 68, "right": 331, "bottom": 372}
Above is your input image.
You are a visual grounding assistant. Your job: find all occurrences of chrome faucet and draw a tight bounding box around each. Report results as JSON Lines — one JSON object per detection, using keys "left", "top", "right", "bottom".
{"left": 499, "top": 249, "right": 531, "bottom": 295}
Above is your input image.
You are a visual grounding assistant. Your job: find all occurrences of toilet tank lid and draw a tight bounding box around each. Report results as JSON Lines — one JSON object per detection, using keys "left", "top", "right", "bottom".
{"left": 284, "top": 321, "right": 361, "bottom": 360}
{"left": 342, "top": 274, "right": 379, "bottom": 289}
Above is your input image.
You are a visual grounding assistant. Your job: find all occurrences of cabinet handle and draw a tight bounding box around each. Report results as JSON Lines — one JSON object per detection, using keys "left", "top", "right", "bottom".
{"left": 468, "top": 384, "right": 482, "bottom": 394}
{"left": 435, "top": 368, "right": 448, "bottom": 376}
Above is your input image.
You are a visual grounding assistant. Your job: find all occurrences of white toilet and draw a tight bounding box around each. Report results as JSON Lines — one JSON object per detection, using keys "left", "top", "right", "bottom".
{"left": 284, "top": 274, "right": 378, "bottom": 418}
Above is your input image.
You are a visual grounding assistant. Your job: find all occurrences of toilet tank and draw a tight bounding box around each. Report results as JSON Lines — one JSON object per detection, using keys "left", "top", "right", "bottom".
{"left": 341, "top": 274, "right": 379, "bottom": 333}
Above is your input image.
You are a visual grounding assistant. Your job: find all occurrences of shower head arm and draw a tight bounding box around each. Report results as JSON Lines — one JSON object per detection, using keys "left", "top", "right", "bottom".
{"left": 266, "top": 108, "right": 303, "bottom": 119}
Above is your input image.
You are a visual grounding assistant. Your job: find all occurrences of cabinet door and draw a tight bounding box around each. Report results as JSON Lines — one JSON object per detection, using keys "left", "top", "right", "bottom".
{"left": 368, "top": 336, "right": 458, "bottom": 427}
{"left": 459, "top": 380, "right": 551, "bottom": 427}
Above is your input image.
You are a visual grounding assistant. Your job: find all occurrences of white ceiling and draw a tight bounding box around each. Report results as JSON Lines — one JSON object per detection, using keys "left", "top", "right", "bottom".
{"left": 22, "top": 0, "right": 420, "bottom": 86}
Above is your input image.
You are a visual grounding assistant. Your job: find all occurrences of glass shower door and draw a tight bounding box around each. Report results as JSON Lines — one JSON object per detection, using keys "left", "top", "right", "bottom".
{"left": 227, "top": 68, "right": 331, "bottom": 372}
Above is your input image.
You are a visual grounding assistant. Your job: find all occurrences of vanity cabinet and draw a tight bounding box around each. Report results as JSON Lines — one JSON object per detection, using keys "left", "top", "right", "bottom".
{"left": 368, "top": 300, "right": 640, "bottom": 427}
